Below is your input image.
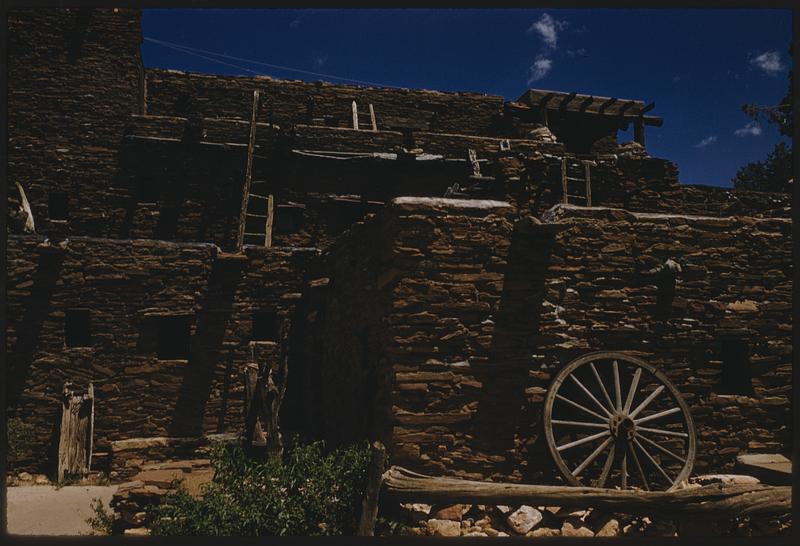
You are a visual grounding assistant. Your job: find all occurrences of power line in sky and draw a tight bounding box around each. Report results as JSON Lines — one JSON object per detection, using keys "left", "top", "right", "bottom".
{"left": 143, "top": 36, "right": 398, "bottom": 88}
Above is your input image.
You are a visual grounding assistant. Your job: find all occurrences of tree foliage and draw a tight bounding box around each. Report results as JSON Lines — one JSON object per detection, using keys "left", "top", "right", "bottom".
{"left": 732, "top": 50, "right": 793, "bottom": 193}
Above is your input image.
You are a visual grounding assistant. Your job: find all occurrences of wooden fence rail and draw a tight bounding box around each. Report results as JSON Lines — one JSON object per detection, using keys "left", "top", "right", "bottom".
{"left": 381, "top": 466, "right": 791, "bottom": 518}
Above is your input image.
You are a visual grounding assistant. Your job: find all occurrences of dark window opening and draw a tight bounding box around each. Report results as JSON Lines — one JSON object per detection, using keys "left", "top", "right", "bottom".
{"left": 716, "top": 338, "right": 755, "bottom": 395}
{"left": 401, "top": 128, "right": 416, "bottom": 148}
{"left": 49, "top": 191, "right": 69, "bottom": 220}
{"left": 157, "top": 316, "right": 191, "bottom": 360}
{"left": 252, "top": 311, "right": 280, "bottom": 342}
{"left": 65, "top": 309, "right": 91, "bottom": 347}
{"left": 137, "top": 176, "right": 160, "bottom": 203}
{"left": 654, "top": 272, "right": 676, "bottom": 319}
{"left": 273, "top": 207, "right": 303, "bottom": 235}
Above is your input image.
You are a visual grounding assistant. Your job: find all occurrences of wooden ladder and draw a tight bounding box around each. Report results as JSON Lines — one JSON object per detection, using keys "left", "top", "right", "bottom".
{"left": 351, "top": 100, "right": 377, "bottom": 131}
{"left": 237, "top": 90, "right": 274, "bottom": 248}
{"left": 560, "top": 156, "right": 594, "bottom": 206}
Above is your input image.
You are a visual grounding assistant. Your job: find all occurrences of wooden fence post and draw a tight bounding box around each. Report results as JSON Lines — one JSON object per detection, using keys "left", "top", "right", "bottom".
{"left": 357, "top": 441, "right": 387, "bottom": 536}
{"left": 57, "top": 382, "right": 94, "bottom": 481}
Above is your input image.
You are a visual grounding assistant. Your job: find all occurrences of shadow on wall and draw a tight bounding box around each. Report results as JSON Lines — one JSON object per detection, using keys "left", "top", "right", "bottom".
{"left": 472, "top": 219, "right": 558, "bottom": 483}
{"left": 7, "top": 249, "right": 64, "bottom": 406}
{"left": 168, "top": 259, "right": 243, "bottom": 437}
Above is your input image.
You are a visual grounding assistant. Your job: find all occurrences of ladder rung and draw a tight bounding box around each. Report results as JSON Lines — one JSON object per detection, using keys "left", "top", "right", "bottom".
{"left": 243, "top": 232, "right": 265, "bottom": 237}
{"left": 565, "top": 176, "right": 585, "bottom": 182}
{"left": 247, "top": 213, "right": 269, "bottom": 218}
{"left": 566, "top": 194, "right": 588, "bottom": 200}
{"left": 249, "top": 193, "right": 269, "bottom": 200}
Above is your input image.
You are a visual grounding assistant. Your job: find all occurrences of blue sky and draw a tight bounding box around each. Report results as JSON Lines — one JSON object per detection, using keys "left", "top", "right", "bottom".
{"left": 142, "top": 8, "right": 792, "bottom": 187}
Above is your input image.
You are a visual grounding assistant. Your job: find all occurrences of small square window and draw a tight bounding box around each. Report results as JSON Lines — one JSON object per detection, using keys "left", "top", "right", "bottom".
{"left": 49, "top": 191, "right": 69, "bottom": 220}
{"left": 65, "top": 309, "right": 91, "bottom": 347}
{"left": 252, "top": 311, "right": 279, "bottom": 342}
{"left": 157, "top": 316, "right": 191, "bottom": 360}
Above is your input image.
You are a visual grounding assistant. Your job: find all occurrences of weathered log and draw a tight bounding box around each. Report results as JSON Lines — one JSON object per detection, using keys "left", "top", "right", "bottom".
{"left": 381, "top": 466, "right": 791, "bottom": 518}
{"left": 357, "top": 441, "right": 387, "bottom": 536}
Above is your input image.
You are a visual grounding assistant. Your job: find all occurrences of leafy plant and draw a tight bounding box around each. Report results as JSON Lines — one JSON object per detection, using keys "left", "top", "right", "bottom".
{"left": 146, "top": 440, "right": 371, "bottom": 536}
{"left": 86, "top": 497, "right": 115, "bottom": 535}
{"left": 7, "top": 417, "right": 36, "bottom": 462}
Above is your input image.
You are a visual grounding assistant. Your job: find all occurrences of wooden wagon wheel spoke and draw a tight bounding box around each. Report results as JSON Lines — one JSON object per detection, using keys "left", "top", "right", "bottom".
{"left": 636, "top": 425, "right": 688, "bottom": 439}
{"left": 557, "top": 430, "right": 610, "bottom": 452}
{"left": 573, "top": 436, "right": 613, "bottom": 477}
{"left": 633, "top": 437, "right": 673, "bottom": 484}
{"left": 629, "top": 440, "right": 650, "bottom": 491}
{"left": 636, "top": 432, "right": 686, "bottom": 463}
{"left": 623, "top": 367, "right": 642, "bottom": 414}
{"left": 543, "top": 351, "right": 696, "bottom": 492}
{"left": 596, "top": 443, "right": 616, "bottom": 488}
{"left": 554, "top": 393, "right": 608, "bottom": 422}
{"left": 589, "top": 362, "right": 615, "bottom": 411}
{"left": 569, "top": 374, "right": 613, "bottom": 417}
{"left": 612, "top": 360, "right": 622, "bottom": 411}
{"left": 629, "top": 385, "right": 665, "bottom": 419}
{"left": 620, "top": 447, "right": 628, "bottom": 489}
{"left": 634, "top": 406, "right": 682, "bottom": 425}
{"left": 551, "top": 419, "right": 608, "bottom": 429}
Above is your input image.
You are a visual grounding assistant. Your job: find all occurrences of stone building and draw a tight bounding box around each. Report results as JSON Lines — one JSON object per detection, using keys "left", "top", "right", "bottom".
{"left": 6, "top": 8, "right": 791, "bottom": 486}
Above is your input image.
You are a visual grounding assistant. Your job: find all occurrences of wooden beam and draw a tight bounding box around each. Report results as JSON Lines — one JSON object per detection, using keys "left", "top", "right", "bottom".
{"left": 578, "top": 95, "right": 594, "bottom": 112}
{"left": 634, "top": 117, "right": 646, "bottom": 146}
{"left": 352, "top": 100, "right": 359, "bottom": 130}
{"left": 357, "top": 441, "right": 387, "bottom": 536}
{"left": 264, "top": 195, "right": 274, "bottom": 248}
{"left": 538, "top": 92, "right": 557, "bottom": 108}
{"left": 237, "top": 90, "right": 260, "bottom": 249}
{"left": 641, "top": 101, "right": 656, "bottom": 115}
{"left": 561, "top": 157, "right": 568, "bottom": 205}
{"left": 598, "top": 97, "right": 618, "bottom": 113}
{"left": 559, "top": 91, "right": 578, "bottom": 111}
{"left": 368, "top": 103, "right": 377, "bottom": 131}
{"left": 584, "top": 160, "right": 592, "bottom": 206}
{"left": 618, "top": 100, "right": 636, "bottom": 116}
{"left": 382, "top": 466, "right": 792, "bottom": 518}
{"left": 643, "top": 115, "right": 664, "bottom": 127}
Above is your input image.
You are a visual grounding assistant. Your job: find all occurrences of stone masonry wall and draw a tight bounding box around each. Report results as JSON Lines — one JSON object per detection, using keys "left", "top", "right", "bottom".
{"left": 145, "top": 68, "right": 506, "bottom": 136}
{"left": 309, "top": 199, "right": 791, "bottom": 483}
{"left": 6, "top": 235, "right": 314, "bottom": 475}
{"left": 7, "top": 8, "right": 143, "bottom": 238}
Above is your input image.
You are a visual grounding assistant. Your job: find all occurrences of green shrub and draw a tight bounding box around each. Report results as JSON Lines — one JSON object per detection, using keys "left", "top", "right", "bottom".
{"left": 146, "top": 439, "right": 372, "bottom": 536}
{"left": 86, "top": 497, "right": 115, "bottom": 535}
{"left": 7, "top": 417, "right": 35, "bottom": 462}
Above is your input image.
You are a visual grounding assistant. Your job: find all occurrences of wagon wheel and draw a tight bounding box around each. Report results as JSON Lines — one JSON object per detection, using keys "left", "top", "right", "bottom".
{"left": 543, "top": 351, "right": 696, "bottom": 491}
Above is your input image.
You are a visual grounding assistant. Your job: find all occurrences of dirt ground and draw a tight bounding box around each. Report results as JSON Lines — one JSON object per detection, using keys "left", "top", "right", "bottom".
{"left": 6, "top": 485, "right": 117, "bottom": 535}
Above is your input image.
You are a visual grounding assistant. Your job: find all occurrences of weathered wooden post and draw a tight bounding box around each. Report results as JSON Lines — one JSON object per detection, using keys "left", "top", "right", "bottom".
{"left": 357, "top": 441, "right": 387, "bottom": 536}
{"left": 242, "top": 363, "right": 266, "bottom": 446}
{"left": 57, "top": 382, "right": 94, "bottom": 481}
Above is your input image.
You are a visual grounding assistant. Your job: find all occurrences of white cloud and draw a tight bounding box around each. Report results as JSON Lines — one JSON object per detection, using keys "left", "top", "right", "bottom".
{"left": 734, "top": 120, "right": 762, "bottom": 137}
{"left": 694, "top": 135, "right": 717, "bottom": 148}
{"left": 750, "top": 51, "right": 784, "bottom": 75}
{"left": 528, "top": 13, "right": 566, "bottom": 51}
{"left": 528, "top": 57, "right": 553, "bottom": 83}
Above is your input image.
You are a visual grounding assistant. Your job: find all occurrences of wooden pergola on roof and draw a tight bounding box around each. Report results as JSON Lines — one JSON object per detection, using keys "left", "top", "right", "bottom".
{"left": 516, "top": 88, "right": 663, "bottom": 146}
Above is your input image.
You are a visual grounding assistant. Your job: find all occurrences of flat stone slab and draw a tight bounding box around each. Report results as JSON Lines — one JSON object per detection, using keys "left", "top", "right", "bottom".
{"left": 735, "top": 453, "right": 791, "bottom": 485}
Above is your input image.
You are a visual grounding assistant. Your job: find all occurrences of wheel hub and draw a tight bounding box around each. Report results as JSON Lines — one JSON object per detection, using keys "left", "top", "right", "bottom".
{"left": 608, "top": 412, "right": 636, "bottom": 441}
